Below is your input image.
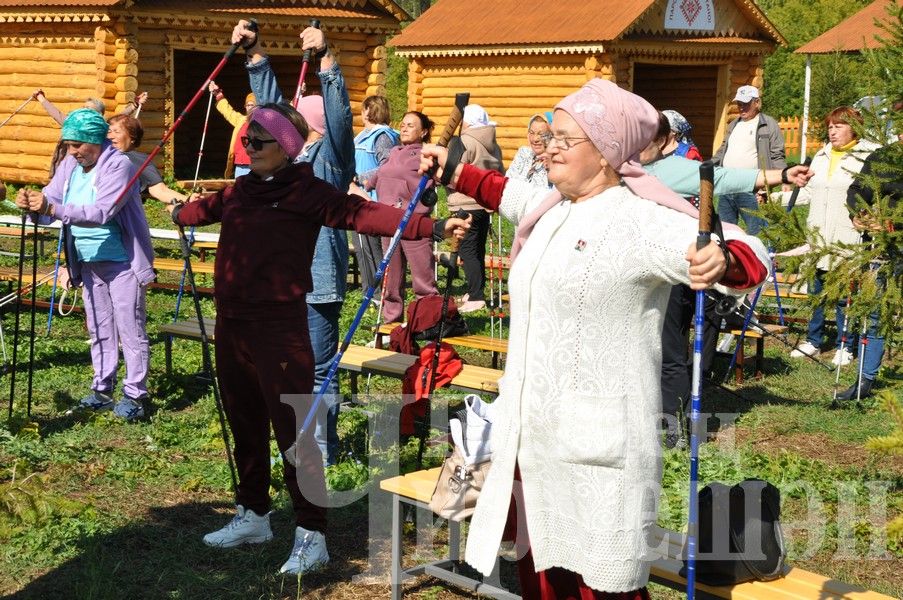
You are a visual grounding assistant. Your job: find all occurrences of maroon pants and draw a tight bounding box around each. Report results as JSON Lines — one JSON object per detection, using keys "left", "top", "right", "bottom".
{"left": 215, "top": 314, "right": 327, "bottom": 533}
{"left": 380, "top": 236, "right": 437, "bottom": 324}
{"left": 504, "top": 465, "right": 651, "bottom": 600}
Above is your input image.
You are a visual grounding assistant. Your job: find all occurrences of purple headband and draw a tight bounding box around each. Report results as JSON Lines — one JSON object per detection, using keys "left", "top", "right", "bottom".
{"left": 249, "top": 108, "right": 306, "bottom": 159}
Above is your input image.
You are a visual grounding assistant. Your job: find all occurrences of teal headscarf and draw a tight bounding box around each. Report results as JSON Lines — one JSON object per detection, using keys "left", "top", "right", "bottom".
{"left": 61, "top": 108, "right": 109, "bottom": 145}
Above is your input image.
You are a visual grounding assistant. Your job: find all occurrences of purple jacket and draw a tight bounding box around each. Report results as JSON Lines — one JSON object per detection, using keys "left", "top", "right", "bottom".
{"left": 366, "top": 142, "right": 433, "bottom": 214}
{"left": 42, "top": 141, "right": 154, "bottom": 287}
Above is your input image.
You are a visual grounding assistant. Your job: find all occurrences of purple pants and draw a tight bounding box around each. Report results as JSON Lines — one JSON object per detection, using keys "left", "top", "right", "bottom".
{"left": 81, "top": 261, "right": 149, "bottom": 400}
{"left": 380, "top": 236, "right": 437, "bottom": 324}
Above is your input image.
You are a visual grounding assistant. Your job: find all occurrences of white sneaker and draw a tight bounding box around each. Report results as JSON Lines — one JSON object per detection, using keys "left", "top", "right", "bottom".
{"left": 789, "top": 341, "right": 820, "bottom": 358}
{"left": 203, "top": 505, "right": 273, "bottom": 548}
{"left": 279, "top": 526, "right": 329, "bottom": 575}
{"left": 832, "top": 347, "right": 853, "bottom": 367}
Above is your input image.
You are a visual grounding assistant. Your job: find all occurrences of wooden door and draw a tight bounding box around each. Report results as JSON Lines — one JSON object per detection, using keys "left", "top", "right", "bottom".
{"left": 632, "top": 63, "right": 719, "bottom": 158}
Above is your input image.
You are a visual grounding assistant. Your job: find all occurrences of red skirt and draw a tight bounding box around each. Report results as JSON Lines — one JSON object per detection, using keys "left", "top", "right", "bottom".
{"left": 504, "top": 464, "right": 652, "bottom": 600}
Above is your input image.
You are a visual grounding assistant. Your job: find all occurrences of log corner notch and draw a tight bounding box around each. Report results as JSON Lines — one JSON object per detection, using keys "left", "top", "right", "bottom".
{"left": 94, "top": 24, "right": 139, "bottom": 113}
{"left": 584, "top": 54, "right": 615, "bottom": 83}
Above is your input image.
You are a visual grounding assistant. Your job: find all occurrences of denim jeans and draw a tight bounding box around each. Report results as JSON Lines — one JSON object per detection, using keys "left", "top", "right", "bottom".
{"left": 717, "top": 192, "right": 766, "bottom": 235}
{"left": 308, "top": 301, "right": 342, "bottom": 466}
{"left": 852, "top": 312, "right": 885, "bottom": 380}
{"left": 806, "top": 271, "right": 853, "bottom": 351}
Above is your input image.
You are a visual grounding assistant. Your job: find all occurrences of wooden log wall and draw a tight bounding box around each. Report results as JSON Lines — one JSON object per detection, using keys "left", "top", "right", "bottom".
{"left": 414, "top": 54, "right": 593, "bottom": 164}
{"left": 0, "top": 34, "right": 98, "bottom": 184}
{"left": 0, "top": 16, "right": 393, "bottom": 185}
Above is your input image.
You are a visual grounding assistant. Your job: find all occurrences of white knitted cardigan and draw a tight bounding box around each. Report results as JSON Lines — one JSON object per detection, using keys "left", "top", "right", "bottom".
{"left": 464, "top": 181, "right": 769, "bottom": 592}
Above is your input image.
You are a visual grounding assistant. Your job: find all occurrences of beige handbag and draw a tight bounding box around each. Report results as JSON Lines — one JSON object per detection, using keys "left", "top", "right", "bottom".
{"left": 429, "top": 394, "right": 494, "bottom": 521}
{"left": 429, "top": 445, "right": 491, "bottom": 521}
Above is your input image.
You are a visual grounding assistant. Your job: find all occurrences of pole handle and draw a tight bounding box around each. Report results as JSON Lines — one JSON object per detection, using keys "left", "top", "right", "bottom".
{"left": 302, "top": 19, "right": 321, "bottom": 63}
{"left": 697, "top": 160, "right": 715, "bottom": 249}
{"left": 435, "top": 93, "right": 470, "bottom": 148}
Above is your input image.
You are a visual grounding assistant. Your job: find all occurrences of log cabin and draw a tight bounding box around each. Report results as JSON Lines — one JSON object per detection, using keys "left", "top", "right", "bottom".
{"left": 0, "top": 0, "right": 408, "bottom": 184}
{"left": 390, "top": 0, "right": 787, "bottom": 162}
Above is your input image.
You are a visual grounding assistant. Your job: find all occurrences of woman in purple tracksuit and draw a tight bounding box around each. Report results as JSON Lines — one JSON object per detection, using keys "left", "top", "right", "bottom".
{"left": 16, "top": 108, "right": 153, "bottom": 421}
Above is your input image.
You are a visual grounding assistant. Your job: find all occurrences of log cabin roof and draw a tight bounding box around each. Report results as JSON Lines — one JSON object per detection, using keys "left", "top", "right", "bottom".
{"left": 0, "top": 0, "right": 410, "bottom": 21}
{"left": 390, "top": 0, "right": 784, "bottom": 55}
{"left": 796, "top": 0, "right": 897, "bottom": 54}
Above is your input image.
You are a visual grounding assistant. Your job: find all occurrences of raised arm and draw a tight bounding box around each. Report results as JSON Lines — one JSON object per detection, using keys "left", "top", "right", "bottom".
{"left": 33, "top": 90, "right": 65, "bottom": 126}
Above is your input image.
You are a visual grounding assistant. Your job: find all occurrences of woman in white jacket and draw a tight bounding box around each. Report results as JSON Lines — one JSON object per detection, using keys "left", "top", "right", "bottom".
{"left": 788, "top": 106, "right": 880, "bottom": 366}
{"left": 421, "top": 79, "right": 770, "bottom": 599}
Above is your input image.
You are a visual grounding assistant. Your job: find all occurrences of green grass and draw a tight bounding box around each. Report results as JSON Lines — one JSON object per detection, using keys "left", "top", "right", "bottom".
{"left": 0, "top": 205, "right": 900, "bottom": 598}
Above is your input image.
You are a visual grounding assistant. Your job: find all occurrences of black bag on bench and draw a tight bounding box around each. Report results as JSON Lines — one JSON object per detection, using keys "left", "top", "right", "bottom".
{"left": 681, "top": 478, "right": 786, "bottom": 586}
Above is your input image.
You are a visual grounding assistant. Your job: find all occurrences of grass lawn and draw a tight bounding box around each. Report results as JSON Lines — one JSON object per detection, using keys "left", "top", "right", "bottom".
{"left": 0, "top": 204, "right": 901, "bottom": 599}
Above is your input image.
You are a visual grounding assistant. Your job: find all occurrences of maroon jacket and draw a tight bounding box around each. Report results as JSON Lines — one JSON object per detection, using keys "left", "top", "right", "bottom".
{"left": 366, "top": 142, "right": 433, "bottom": 214}
{"left": 176, "top": 162, "right": 435, "bottom": 319}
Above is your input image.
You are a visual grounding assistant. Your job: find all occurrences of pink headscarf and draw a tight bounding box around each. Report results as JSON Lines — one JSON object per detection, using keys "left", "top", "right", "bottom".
{"left": 510, "top": 79, "right": 705, "bottom": 264}
{"left": 297, "top": 95, "right": 326, "bottom": 136}
{"left": 250, "top": 108, "right": 306, "bottom": 159}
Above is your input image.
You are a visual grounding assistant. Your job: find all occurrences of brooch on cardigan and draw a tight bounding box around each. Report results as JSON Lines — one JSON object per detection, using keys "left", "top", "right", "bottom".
{"left": 575, "top": 239, "right": 586, "bottom": 252}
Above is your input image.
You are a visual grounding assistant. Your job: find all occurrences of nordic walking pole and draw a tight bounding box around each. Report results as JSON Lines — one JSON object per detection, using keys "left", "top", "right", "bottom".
{"left": 45, "top": 227, "right": 64, "bottom": 334}
{"left": 285, "top": 92, "right": 471, "bottom": 465}
{"left": 8, "top": 213, "right": 27, "bottom": 417}
{"left": 0, "top": 96, "right": 33, "bottom": 130}
{"left": 686, "top": 161, "right": 716, "bottom": 600}
{"left": 174, "top": 88, "right": 215, "bottom": 321}
{"left": 292, "top": 19, "right": 321, "bottom": 109}
{"left": 26, "top": 217, "right": 38, "bottom": 417}
{"left": 176, "top": 222, "right": 238, "bottom": 494}
{"left": 830, "top": 286, "right": 854, "bottom": 408}
{"left": 108, "top": 20, "right": 257, "bottom": 209}
{"left": 417, "top": 209, "right": 468, "bottom": 468}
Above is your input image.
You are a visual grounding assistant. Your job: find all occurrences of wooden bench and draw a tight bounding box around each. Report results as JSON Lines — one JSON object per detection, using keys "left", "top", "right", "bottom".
{"left": 375, "top": 322, "right": 508, "bottom": 368}
{"left": 157, "top": 320, "right": 502, "bottom": 398}
{"left": 340, "top": 344, "right": 501, "bottom": 396}
{"left": 722, "top": 323, "right": 788, "bottom": 384}
{"left": 153, "top": 257, "right": 215, "bottom": 275}
{"left": 158, "top": 317, "right": 216, "bottom": 374}
{"left": 380, "top": 468, "right": 517, "bottom": 600}
{"left": 381, "top": 468, "right": 895, "bottom": 600}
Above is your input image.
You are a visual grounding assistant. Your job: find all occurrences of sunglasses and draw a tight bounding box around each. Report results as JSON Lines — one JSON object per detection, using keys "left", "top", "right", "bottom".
{"left": 241, "top": 136, "right": 278, "bottom": 150}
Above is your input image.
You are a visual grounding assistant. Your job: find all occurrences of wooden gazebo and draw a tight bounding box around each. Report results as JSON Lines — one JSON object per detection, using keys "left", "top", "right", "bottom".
{"left": 390, "top": 0, "right": 786, "bottom": 160}
{"left": 0, "top": 0, "right": 409, "bottom": 184}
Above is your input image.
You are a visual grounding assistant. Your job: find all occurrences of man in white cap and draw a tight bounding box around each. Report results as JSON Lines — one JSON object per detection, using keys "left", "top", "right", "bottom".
{"left": 712, "top": 85, "right": 787, "bottom": 235}
{"left": 447, "top": 104, "right": 504, "bottom": 313}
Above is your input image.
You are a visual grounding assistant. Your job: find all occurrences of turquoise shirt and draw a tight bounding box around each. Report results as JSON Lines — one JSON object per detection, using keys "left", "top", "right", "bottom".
{"left": 645, "top": 154, "right": 757, "bottom": 197}
{"left": 67, "top": 166, "right": 128, "bottom": 263}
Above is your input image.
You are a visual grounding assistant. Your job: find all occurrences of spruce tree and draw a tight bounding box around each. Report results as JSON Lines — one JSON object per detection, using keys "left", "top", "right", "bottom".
{"left": 758, "top": 2, "right": 903, "bottom": 343}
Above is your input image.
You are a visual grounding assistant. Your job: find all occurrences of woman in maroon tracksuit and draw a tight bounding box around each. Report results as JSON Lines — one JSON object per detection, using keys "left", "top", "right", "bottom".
{"left": 170, "top": 103, "right": 467, "bottom": 575}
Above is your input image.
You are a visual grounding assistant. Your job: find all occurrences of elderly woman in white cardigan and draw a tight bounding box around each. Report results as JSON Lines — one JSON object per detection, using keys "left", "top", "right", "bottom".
{"left": 421, "top": 79, "right": 770, "bottom": 599}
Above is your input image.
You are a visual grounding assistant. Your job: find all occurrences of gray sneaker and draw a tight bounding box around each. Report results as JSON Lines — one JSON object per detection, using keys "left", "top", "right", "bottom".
{"left": 113, "top": 396, "right": 145, "bottom": 422}
{"left": 79, "top": 391, "right": 114, "bottom": 411}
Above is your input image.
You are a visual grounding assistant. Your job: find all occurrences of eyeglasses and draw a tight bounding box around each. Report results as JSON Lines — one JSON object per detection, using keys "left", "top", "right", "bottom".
{"left": 241, "top": 136, "right": 278, "bottom": 150}
{"left": 540, "top": 132, "right": 591, "bottom": 151}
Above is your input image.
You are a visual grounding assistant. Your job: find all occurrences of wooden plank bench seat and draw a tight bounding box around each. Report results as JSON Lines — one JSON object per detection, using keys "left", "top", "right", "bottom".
{"left": 157, "top": 320, "right": 502, "bottom": 397}
{"left": 340, "top": 344, "right": 501, "bottom": 396}
{"left": 380, "top": 468, "right": 895, "bottom": 600}
{"left": 153, "top": 257, "right": 215, "bottom": 275}
{"left": 375, "top": 322, "right": 508, "bottom": 368}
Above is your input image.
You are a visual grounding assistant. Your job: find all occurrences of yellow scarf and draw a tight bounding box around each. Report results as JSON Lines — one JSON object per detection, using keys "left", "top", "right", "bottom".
{"left": 828, "top": 139, "right": 857, "bottom": 177}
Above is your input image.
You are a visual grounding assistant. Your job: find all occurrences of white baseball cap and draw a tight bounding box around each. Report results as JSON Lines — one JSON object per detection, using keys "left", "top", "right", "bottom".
{"left": 733, "top": 85, "right": 760, "bottom": 103}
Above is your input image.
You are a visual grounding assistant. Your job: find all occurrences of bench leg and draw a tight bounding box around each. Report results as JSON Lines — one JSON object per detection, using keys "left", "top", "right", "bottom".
{"left": 735, "top": 341, "right": 745, "bottom": 385}
{"left": 755, "top": 337, "right": 764, "bottom": 378}
{"left": 491, "top": 351, "right": 498, "bottom": 370}
{"left": 391, "top": 494, "right": 403, "bottom": 600}
{"left": 165, "top": 335, "right": 173, "bottom": 375}
{"left": 449, "top": 518, "right": 461, "bottom": 562}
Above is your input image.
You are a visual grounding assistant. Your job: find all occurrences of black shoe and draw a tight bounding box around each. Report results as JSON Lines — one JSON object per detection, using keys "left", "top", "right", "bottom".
{"left": 835, "top": 378, "right": 874, "bottom": 402}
